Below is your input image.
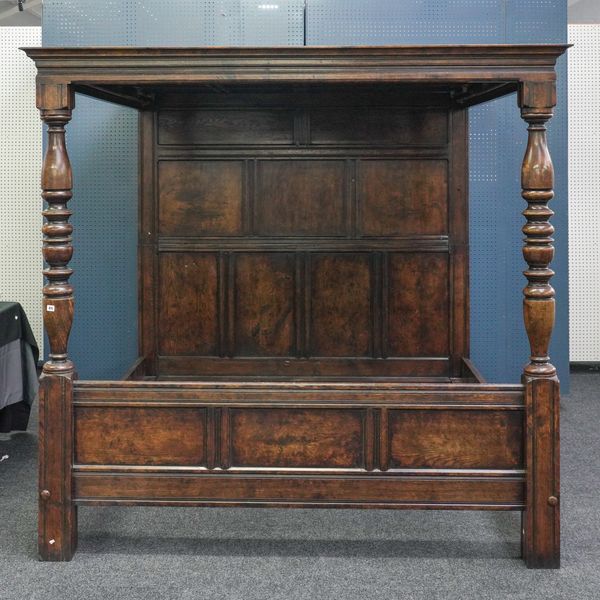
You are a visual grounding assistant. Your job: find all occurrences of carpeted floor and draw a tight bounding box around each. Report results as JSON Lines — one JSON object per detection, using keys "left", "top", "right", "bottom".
{"left": 1, "top": 372, "right": 599, "bottom": 600}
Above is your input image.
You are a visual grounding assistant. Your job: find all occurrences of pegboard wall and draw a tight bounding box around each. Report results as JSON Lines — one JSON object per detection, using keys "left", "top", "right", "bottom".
{"left": 307, "top": 0, "right": 569, "bottom": 388}
{"left": 44, "top": 1, "right": 305, "bottom": 46}
{"left": 42, "top": 1, "right": 569, "bottom": 385}
{"left": 0, "top": 27, "right": 42, "bottom": 349}
{"left": 568, "top": 24, "right": 600, "bottom": 362}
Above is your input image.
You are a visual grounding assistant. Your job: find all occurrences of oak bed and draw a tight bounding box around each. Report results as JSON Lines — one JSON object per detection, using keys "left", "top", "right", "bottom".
{"left": 24, "top": 45, "right": 567, "bottom": 567}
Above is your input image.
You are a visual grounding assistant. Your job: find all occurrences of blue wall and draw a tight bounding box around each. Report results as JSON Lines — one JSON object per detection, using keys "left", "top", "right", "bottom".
{"left": 43, "top": 0, "right": 569, "bottom": 388}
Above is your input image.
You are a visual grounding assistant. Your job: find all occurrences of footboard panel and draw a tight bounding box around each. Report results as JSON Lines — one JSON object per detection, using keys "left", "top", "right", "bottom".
{"left": 72, "top": 381, "right": 525, "bottom": 510}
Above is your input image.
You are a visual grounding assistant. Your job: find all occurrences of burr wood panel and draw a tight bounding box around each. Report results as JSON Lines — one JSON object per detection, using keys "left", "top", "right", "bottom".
{"left": 254, "top": 160, "right": 346, "bottom": 236}
{"left": 74, "top": 407, "right": 206, "bottom": 466}
{"left": 388, "top": 409, "right": 524, "bottom": 469}
{"left": 357, "top": 159, "right": 448, "bottom": 237}
{"left": 158, "top": 109, "right": 295, "bottom": 146}
{"left": 310, "top": 108, "right": 448, "bottom": 146}
{"left": 158, "top": 160, "right": 244, "bottom": 236}
{"left": 229, "top": 408, "right": 364, "bottom": 468}
{"left": 310, "top": 253, "right": 372, "bottom": 357}
{"left": 387, "top": 253, "right": 450, "bottom": 357}
{"left": 233, "top": 253, "right": 296, "bottom": 357}
{"left": 158, "top": 253, "right": 218, "bottom": 355}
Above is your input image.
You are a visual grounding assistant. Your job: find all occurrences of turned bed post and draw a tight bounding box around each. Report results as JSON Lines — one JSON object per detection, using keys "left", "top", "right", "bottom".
{"left": 518, "top": 80, "right": 560, "bottom": 569}
{"left": 37, "top": 82, "right": 77, "bottom": 561}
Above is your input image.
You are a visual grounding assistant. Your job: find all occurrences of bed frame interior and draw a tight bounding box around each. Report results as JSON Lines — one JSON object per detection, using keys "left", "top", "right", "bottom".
{"left": 132, "top": 83, "right": 471, "bottom": 384}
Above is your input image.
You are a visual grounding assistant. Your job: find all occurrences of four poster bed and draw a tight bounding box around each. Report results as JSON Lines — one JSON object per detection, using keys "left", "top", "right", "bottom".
{"left": 24, "top": 45, "right": 567, "bottom": 567}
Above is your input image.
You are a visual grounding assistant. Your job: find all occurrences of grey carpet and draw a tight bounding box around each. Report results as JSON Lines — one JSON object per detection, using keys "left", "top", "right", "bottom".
{"left": 1, "top": 372, "right": 599, "bottom": 600}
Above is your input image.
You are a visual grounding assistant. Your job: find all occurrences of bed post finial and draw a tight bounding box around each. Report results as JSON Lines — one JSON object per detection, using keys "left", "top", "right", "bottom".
{"left": 518, "top": 79, "right": 560, "bottom": 569}
{"left": 37, "top": 81, "right": 78, "bottom": 561}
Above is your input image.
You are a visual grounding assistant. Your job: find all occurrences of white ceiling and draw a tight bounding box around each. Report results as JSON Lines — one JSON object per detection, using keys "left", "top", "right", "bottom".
{"left": 568, "top": 0, "right": 600, "bottom": 23}
{"left": 0, "top": 0, "right": 42, "bottom": 26}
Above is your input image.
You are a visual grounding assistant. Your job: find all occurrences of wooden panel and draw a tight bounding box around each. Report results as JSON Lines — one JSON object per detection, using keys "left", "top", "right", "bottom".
{"left": 230, "top": 408, "right": 364, "bottom": 468}
{"left": 74, "top": 473, "right": 525, "bottom": 509}
{"left": 311, "top": 254, "right": 372, "bottom": 357}
{"left": 149, "top": 94, "right": 465, "bottom": 379}
{"left": 255, "top": 160, "right": 346, "bottom": 236}
{"left": 234, "top": 253, "right": 295, "bottom": 356}
{"left": 158, "top": 253, "right": 218, "bottom": 355}
{"left": 388, "top": 410, "right": 524, "bottom": 469}
{"left": 158, "top": 160, "right": 243, "bottom": 236}
{"left": 74, "top": 407, "right": 206, "bottom": 466}
{"left": 158, "top": 109, "right": 294, "bottom": 145}
{"left": 310, "top": 109, "right": 448, "bottom": 146}
{"left": 387, "top": 253, "right": 449, "bottom": 357}
{"left": 358, "top": 160, "right": 448, "bottom": 236}
{"left": 158, "top": 356, "right": 449, "bottom": 378}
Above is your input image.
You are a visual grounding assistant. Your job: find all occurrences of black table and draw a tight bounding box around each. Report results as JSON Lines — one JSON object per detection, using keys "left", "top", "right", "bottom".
{"left": 0, "top": 302, "right": 39, "bottom": 432}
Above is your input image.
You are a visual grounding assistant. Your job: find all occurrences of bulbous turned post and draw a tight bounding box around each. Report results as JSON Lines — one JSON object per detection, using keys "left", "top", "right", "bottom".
{"left": 520, "top": 104, "right": 556, "bottom": 378}
{"left": 41, "top": 106, "right": 75, "bottom": 375}
{"left": 518, "top": 80, "right": 560, "bottom": 569}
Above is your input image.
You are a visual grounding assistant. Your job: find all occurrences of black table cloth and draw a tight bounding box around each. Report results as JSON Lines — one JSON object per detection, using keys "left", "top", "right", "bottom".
{"left": 0, "top": 302, "right": 39, "bottom": 432}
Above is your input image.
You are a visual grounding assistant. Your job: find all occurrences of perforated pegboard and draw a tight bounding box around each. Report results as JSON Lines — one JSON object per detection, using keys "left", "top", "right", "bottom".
{"left": 44, "top": 1, "right": 305, "bottom": 46}
{"left": 568, "top": 24, "right": 600, "bottom": 361}
{"left": 0, "top": 27, "right": 43, "bottom": 349}
{"left": 307, "top": 0, "right": 569, "bottom": 387}
{"left": 307, "top": 0, "right": 504, "bottom": 44}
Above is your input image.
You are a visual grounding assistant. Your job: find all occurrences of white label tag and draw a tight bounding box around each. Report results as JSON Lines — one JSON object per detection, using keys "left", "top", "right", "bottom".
{"left": 46, "top": 305, "right": 55, "bottom": 312}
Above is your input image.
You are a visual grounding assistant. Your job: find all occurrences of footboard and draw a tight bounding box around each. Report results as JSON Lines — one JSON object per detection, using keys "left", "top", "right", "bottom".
{"left": 71, "top": 381, "right": 525, "bottom": 510}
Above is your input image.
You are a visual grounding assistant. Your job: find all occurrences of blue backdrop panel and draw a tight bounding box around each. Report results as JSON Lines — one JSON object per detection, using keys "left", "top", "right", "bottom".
{"left": 307, "top": 0, "right": 569, "bottom": 389}
{"left": 43, "top": 0, "right": 305, "bottom": 379}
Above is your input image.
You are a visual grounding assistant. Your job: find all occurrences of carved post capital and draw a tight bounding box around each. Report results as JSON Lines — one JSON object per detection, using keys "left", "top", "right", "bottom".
{"left": 36, "top": 81, "right": 75, "bottom": 112}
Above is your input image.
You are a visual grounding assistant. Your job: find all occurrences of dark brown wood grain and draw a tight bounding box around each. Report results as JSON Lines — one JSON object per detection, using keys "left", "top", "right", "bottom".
{"left": 158, "top": 253, "right": 218, "bottom": 355}
{"left": 357, "top": 160, "right": 448, "bottom": 236}
{"left": 37, "top": 83, "right": 77, "bottom": 561}
{"left": 519, "top": 80, "right": 560, "bottom": 569}
{"left": 388, "top": 409, "right": 524, "bottom": 469}
{"left": 311, "top": 253, "right": 372, "bottom": 357}
{"left": 75, "top": 407, "right": 206, "bottom": 466}
{"left": 158, "top": 160, "right": 244, "bottom": 236}
{"left": 310, "top": 108, "right": 448, "bottom": 146}
{"left": 26, "top": 45, "right": 567, "bottom": 566}
{"left": 74, "top": 380, "right": 523, "bottom": 401}
{"left": 157, "top": 356, "right": 450, "bottom": 378}
{"left": 233, "top": 253, "right": 296, "bottom": 356}
{"left": 158, "top": 109, "right": 294, "bottom": 145}
{"left": 38, "top": 374, "right": 77, "bottom": 561}
{"left": 150, "top": 99, "right": 463, "bottom": 375}
{"left": 230, "top": 408, "right": 364, "bottom": 468}
{"left": 254, "top": 160, "right": 346, "bottom": 236}
{"left": 73, "top": 472, "right": 525, "bottom": 509}
{"left": 387, "top": 253, "right": 450, "bottom": 357}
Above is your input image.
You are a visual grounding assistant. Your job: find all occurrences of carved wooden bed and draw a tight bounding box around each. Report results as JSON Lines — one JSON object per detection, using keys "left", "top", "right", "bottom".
{"left": 24, "top": 45, "right": 567, "bottom": 567}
